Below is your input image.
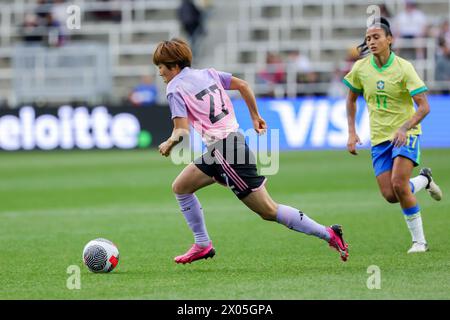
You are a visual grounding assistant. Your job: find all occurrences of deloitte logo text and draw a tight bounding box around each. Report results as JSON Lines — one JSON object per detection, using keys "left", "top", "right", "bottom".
{"left": 0, "top": 106, "right": 152, "bottom": 151}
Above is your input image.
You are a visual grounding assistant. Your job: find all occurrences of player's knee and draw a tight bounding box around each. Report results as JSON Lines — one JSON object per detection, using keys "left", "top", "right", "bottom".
{"left": 172, "top": 180, "right": 189, "bottom": 194}
{"left": 391, "top": 178, "right": 409, "bottom": 196}
{"left": 380, "top": 187, "right": 397, "bottom": 203}
{"left": 387, "top": 196, "right": 398, "bottom": 204}
{"left": 382, "top": 192, "right": 398, "bottom": 203}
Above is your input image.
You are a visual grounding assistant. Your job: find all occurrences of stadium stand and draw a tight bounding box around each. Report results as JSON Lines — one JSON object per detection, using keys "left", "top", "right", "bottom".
{"left": 0, "top": 0, "right": 448, "bottom": 107}
{"left": 0, "top": 0, "right": 181, "bottom": 106}
{"left": 212, "top": 0, "right": 450, "bottom": 98}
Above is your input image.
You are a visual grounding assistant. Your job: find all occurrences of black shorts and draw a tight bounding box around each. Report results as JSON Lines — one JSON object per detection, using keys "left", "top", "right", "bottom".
{"left": 194, "top": 132, "right": 266, "bottom": 199}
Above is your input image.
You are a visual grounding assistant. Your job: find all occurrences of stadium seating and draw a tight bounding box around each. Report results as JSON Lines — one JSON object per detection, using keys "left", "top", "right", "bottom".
{"left": 212, "top": 0, "right": 450, "bottom": 97}
{"left": 0, "top": 0, "right": 448, "bottom": 106}
{"left": 0, "top": 0, "right": 180, "bottom": 106}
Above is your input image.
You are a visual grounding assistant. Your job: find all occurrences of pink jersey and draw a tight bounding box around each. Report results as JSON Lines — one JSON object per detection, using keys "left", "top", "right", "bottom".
{"left": 166, "top": 67, "right": 239, "bottom": 145}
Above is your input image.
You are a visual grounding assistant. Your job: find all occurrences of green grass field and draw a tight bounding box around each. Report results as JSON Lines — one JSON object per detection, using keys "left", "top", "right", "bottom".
{"left": 1, "top": 149, "right": 449, "bottom": 300}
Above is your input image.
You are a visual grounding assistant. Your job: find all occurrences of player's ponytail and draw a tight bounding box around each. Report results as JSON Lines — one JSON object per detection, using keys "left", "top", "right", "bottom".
{"left": 357, "top": 17, "right": 393, "bottom": 58}
{"left": 357, "top": 40, "right": 370, "bottom": 58}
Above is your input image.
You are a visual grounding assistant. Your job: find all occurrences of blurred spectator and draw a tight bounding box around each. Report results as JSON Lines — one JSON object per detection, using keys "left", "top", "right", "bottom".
{"left": 52, "top": 0, "right": 69, "bottom": 26}
{"left": 286, "top": 51, "right": 317, "bottom": 84}
{"left": 342, "top": 46, "right": 360, "bottom": 74}
{"left": 21, "top": 9, "right": 65, "bottom": 47}
{"left": 199, "top": 0, "right": 213, "bottom": 16}
{"left": 35, "top": 0, "right": 52, "bottom": 19}
{"left": 177, "top": 0, "right": 204, "bottom": 56}
{"left": 198, "top": 0, "right": 213, "bottom": 34}
{"left": 332, "top": 46, "right": 361, "bottom": 97}
{"left": 379, "top": 4, "right": 392, "bottom": 18}
{"left": 393, "top": 0, "right": 428, "bottom": 59}
{"left": 327, "top": 68, "right": 347, "bottom": 98}
{"left": 393, "top": 1, "right": 427, "bottom": 38}
{"left": 258, "top": 53, "right": 286, "bottom": 84}
{"left": 437, "top": 20, "right": 450, "bottom": 54}
{"left": 287, "top": 51, "right": 311, "bottom": 73}
{"left": 44, "top": 12, "right": 65, "bottom": 47}
{"left": 92, "top": 0, "right": 122, "bottom": 22}
{"left": 436, "top": 23, "right": 450, "bottom": 93}
{"left": 436, "top": 38, "right": 450, "bottom": 81}
{"left": 128, "top": 76, "right": 159, "bottom": 107}
{"left": 21, "top": 13, "right": 43, "bottom": 44}
{"left": 257, "top": 53, "right": 286, "bottom": 97}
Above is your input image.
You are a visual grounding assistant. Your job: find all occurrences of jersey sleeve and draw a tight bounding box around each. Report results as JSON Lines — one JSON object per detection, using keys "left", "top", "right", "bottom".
{"left": 167, "top": 91, "right": 188, "bottom": 119}
{"left": 342, "top": 62, "right": 363, "bottom": 94}
{"left": 217, "top": 70, "right": 232, "bottom": 90}
{"left": 403, "top": 62, "right": 428, "bottom": 96}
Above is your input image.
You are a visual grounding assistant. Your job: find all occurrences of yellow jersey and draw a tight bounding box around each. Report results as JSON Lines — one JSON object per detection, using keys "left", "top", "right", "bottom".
{"left": 343, "top": 52, "right": 427, "bottom": 146}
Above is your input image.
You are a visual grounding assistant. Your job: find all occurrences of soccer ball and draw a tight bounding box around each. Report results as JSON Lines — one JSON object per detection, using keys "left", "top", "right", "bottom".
{"left": 82, "top": 238, "right": 119, "bottom": 273}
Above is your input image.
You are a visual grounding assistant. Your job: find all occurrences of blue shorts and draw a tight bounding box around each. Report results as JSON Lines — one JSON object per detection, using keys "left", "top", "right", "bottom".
{"left": 371, "top": 135, "right": 421, "bottom": 177}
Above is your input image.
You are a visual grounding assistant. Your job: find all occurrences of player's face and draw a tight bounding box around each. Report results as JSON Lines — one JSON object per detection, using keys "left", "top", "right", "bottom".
{"left": 158, "top": 64, "right": 180, "bottom": 84}
{"left": 365, "top": 27, "right": 392, "bottom": 55}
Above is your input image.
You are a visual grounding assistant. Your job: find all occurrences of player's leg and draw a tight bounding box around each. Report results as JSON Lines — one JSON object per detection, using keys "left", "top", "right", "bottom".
{"left": 239, "top": 184, "right": 277, "bottom": 221}
{"left": 241, "top": 186, "right": 328, "bottom": 239}
{"left": 240, "top": 186, "right": 349, "bottom": 262}
{"left": 413, "top": 168, "right": 443, "bottom": 201}
{"left": 399, "top": 135, "right": 441, "bottom": 200}
{"left": 372, "top": 141, "right": 400, "bottom": 203}
{"left": 172, "top": 162, "right": 215, "bottom": 194}
{"left": 392, "top": 156, "right": 417, "bottom": 210}
{"left": 376, "top": 168, "right": 433, "bottom": 203}
{"left": 409, "top": 170, "right": 429, "bottom": 196}
{"left": 213, "top": 132, "right": 348, "bottom": 261}
{"left": 373, "top": 151, "right": 440, "bottom": 203}
{"left": 391, "top": 156, "right": 428, "bottom": 253}
{"left": 375, "top": 170, "right": 399, "bottom": 203}
{"left": 172, "top": 163, "right": 216, "bottom": 264}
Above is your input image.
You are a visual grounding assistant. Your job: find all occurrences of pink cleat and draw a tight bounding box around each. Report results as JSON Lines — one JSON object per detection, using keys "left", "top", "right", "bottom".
{"left": 326, "top": 225, "right": 349, "bottom": 262}
{"left": 174, "top": 242, "right": 216, "bottom": 264}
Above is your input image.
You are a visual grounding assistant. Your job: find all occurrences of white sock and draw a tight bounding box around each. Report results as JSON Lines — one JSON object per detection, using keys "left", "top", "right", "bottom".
{"left": 404, "top": 212, "right": 426, "bottom": 244}
{"left": 409, "top": 175, "right": 428, "bottom": 194}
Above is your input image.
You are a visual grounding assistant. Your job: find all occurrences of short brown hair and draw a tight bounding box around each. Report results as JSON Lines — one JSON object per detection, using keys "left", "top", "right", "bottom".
{"left": 152, "top": 38, "right": 192, "bottom": 69}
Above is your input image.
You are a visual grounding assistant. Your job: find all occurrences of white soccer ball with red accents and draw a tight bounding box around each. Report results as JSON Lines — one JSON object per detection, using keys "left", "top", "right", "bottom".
{"left": 82, "top": 238, "right": 119, "bottom": 273}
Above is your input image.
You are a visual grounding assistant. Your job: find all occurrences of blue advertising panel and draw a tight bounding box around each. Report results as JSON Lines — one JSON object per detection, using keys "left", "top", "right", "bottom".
{"left": 232, "top": 96, "right": 450, "bottom": 150}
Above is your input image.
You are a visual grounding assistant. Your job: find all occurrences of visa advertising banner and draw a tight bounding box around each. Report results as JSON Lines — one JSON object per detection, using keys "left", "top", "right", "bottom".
{"left": 0, "top": 96, "right": 448, "bottom": 151}
{"left": 232, "top": 95, "right": 450, "bottom": 150}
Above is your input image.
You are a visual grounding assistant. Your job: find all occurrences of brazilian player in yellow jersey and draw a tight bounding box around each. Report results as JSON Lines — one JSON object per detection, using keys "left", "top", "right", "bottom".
{"left": 343, "top": 17, "right": 442, "bottom": 254}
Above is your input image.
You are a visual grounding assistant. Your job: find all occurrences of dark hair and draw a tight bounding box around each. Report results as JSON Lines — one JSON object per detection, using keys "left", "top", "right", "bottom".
{"left": 152, "top": 38, "right": 192, "bottom": 69}
{"left": 357, "top": 17, "right": 392, "bottom": 58}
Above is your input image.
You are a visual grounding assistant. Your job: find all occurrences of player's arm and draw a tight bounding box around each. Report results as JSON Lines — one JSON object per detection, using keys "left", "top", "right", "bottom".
{"left": 229, "top": 76, "right": 267, "bottom": 135}
{"left": 392, "top": 93, "right": 430, "bottom": 147}
{"left": 158, "top": 117, "right": 190, "bottom": 157}
{"left": 346, "top": 89, "right": 362, "bottom": 155}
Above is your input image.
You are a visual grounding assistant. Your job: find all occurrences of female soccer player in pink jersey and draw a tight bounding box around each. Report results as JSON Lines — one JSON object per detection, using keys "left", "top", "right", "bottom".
{"left": 154, "top": 38, "right": 349, "bottom": 263}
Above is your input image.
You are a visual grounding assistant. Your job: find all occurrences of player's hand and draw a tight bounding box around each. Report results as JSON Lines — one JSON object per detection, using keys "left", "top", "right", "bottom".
{"left": 392, "top": 128, "right": 407, "bottom": 148}
{"left": 347, "top": 133, "right": 361, "bottom": 155}
{"left": 252, "top": 117, "right": 267, "bottom": 135}
{"left": 158, "top": 140, "right": 173, "bottom": 157}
